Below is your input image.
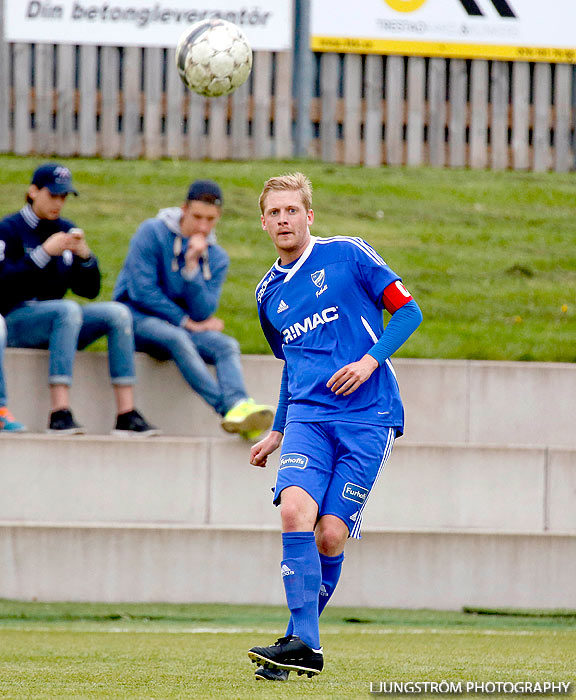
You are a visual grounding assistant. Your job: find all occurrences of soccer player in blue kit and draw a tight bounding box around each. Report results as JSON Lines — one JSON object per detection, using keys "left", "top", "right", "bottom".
{"left": 247, "top": 173, "right": 423, "bottom": 680}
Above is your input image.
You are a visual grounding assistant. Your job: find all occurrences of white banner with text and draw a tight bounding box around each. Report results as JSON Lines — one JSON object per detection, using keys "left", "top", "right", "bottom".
{"left": 4, "top": 0, "right": 293, "bottom": 51}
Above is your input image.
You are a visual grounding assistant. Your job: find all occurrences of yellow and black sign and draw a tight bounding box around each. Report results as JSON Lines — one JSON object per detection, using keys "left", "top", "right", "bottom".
{"left": 311, "top": 0, "right": 576, "bottom": 63}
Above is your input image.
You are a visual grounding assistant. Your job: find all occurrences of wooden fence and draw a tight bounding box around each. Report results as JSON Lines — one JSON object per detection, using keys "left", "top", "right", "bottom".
{"left": 315, "top": 53, "right": 575, "bottom": 172}
{"left": 0, "top": 34, "right": 574, "bottom": 171}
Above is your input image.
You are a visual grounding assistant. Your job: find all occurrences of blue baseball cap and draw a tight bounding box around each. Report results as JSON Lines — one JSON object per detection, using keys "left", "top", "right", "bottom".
{"left": 187, "top": 179, "right": 222, "bottom": 206}
{"left": 31, "top": 163, "right": 78, "bottom": 196}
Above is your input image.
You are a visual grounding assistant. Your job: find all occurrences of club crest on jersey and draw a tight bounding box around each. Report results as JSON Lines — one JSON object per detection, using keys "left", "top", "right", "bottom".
{"left": 342, "top": 482, "right": 369, "bottom": 504}
{"left": 282, "top": 306, "right": 339, "bottom": 343}
{"left": 279, "top": 453, "right": 309, "bottom": 469}
{"left": 311, "top": 269, "right": 328, "bottom": 297}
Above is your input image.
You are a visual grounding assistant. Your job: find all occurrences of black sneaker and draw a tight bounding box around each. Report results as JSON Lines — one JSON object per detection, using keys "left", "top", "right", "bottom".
{"left": 46, "top": 408, "right": 85, "bottom": 435}
{"left": 255, "top": 666, "right": 290, "bottom": 681}
{"left": 248, "top": 635, "right": 323, "bottom": 677}
{"left": 112, "top": 409, "right": 161, "bottom": 437}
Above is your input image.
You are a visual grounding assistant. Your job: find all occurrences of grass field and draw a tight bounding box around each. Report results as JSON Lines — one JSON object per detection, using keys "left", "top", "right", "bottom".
{"left": 2, "top": 157, "right": 574, "bottom": 698}
{"left": 0, "top": 155, "right": 575, "bottom": 362}
{"left": 0, "top": 601, "right": 574, "bottom": 699}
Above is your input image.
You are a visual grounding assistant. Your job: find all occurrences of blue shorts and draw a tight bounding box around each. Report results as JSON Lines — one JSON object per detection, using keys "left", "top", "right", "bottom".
{"left": 274, "top": 421, "right": 396, "bottom": 539}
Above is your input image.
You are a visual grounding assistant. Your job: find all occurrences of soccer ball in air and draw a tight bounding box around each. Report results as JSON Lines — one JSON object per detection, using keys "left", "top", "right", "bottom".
{"left": 175, "top": 19, "right": 253, "bottom": 98}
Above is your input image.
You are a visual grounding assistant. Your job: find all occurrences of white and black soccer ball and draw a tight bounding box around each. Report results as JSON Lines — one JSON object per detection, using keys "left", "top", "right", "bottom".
{"left": 176, "top": 19, "right": 253, "bottom": 98}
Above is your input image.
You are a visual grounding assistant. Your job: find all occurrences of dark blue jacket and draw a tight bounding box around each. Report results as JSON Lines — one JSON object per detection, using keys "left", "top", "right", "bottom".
{"left": 0, "top": 206, "right": 101, "bottom": 316}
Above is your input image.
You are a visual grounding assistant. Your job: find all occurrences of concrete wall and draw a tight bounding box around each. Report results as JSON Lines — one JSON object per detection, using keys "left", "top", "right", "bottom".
{"left": 2, "top": 349, "right": 576, "bottom": 608}
{"left": 5, "top": 349, "right": 576, "bottom": 446}
{"left": 1, "top": 524, "right": 574, "bottom": 610}
{"left": 2, "top": 436, "right": 574, "bottom": 534}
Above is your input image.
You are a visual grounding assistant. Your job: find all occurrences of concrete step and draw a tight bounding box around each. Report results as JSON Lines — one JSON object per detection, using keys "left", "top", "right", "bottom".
{"left": 5, "top": 349, "right": 576, "bottom": 447}
{"left": 1, "top": 522, "right": 574, "bottom": 609}
{"left": 1, "top": 434, "right": 574, "bottom": 534}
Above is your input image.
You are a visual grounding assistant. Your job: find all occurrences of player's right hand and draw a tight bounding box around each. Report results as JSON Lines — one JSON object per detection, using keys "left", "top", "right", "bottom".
{"left": 185, "top": 233, "right": 208, "bottom": 262}
{"left": 200, "top": 316, "right": 225, "bottom": 332}
{"left": 43, "top": 230, "right": 92, "bottom": 259}
{"left": 249, "top": 430, "right": 283, "bottom": 468}
{"left": 183, "top": 316, "right": 224, "bottom": 333}
{"left": 327, "top": 354, "right": 379, "bottom": 396}
{"left": 42, "top": 231, "right": 73, "bottom": 256}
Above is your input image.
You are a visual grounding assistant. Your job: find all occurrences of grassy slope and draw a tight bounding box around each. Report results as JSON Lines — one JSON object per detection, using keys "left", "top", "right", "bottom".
{"left": 0, "top": 155, "right": 575, "bottom": 361}
{"left": 0, "top": 602, "right": 574, "bottom": 699}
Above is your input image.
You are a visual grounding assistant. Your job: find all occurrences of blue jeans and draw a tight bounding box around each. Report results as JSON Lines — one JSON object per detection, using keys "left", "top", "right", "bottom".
{"left": 5, "top": 300, "right": 136, "bottom": 386}
{"left": 132, "top": 312, "right": 247, "bottom": 416}
{"left": 0, "top": 315, "right": 7, "bottom": 406}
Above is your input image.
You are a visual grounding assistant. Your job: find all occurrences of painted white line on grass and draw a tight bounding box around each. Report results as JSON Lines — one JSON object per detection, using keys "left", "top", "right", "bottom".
{"left": 357, "top": 628, "right": 545, "bottom": 636}
{"left": 0, "top": 625, "right": 561, "bottom": 637}
{"left": 0, "top": 626, "right": 274, "bottom": 635}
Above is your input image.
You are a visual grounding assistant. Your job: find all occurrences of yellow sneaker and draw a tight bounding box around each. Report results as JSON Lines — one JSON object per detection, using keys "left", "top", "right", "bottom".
{"left": 221, "top": 399, "right": 274, "bottom": 435}
{"left": 241, "top": 429, "right": 264, "bottom": 442}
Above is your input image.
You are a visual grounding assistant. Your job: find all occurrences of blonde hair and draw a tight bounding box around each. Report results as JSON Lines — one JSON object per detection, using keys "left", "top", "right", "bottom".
{"left": 259, "top": 172, "right": 313, "bottom": 214}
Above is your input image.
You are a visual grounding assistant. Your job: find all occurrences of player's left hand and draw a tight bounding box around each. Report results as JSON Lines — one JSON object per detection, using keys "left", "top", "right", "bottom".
{"left": 184, "top": 234, "right": 208, "bottom": 267}
{"left": 249, "top": 430, "right": 283, "bottom": 468}
{"left": 326, "top": 354, "right": 379, "bottom": 396}
{"left": 67, "top": 229, "right": 92, "bottom": 260}
{"left": 199, "top": 316, "right": 225, "bottom": 332}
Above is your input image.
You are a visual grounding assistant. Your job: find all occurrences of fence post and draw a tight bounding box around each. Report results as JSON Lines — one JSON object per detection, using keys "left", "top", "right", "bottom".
{"left": 34, "top": 43, "right": 54, "bottom": 155}
{"left": 0, "top": 0, "right": 10, "bottom": 153}
{"left": 554, "top": 64, "right": 573, "bottom": 173}
{"left": 573, "top": 66, "right": 576, "bottom": 171}
{"left": 55, "top": 44, "right": 76, "bottom": 156}
{"left": 490, "top": 61, "right": 509, "bottom": 170}
{"left": 533, "top": 63, "right": 552, "bottom": 172}
{"left": 364, "top": 55, "right": 384, "bottom": 168}
{"left": 469, "top": 60, "right": 489, "bottom": 169}
{"left": 293, "top": 0, "right": 313, "bottom": 157}
{"left": 252, "top": 51, "right": 273, "bottom": 159}
{"left": 511, "top": 62, "right": 530, "bottom": 170}
{"left": 428, "top": 58, "right": 447, "bottom": 168}
{"left": 386, "top": 56, "right": 405, "bottom": 166}
{"left": 320, "top": 53, "right": 339, "bottom": 163}
{"left": 78, "top": 45, "right": 98, "bottom": 157}
{"left": 12, "top": 43, "right": 32, "bottom": 155}
{"left": 406, "top": 56, "right": 425, "bottom": 166}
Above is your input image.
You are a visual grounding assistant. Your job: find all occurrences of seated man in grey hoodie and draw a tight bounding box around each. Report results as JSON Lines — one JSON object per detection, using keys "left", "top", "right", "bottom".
{"left": 114, "top": 180, "right": 273, "bottom": 439}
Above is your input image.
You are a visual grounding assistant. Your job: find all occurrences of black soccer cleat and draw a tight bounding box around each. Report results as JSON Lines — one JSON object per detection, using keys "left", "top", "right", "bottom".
{"left": 248, "top": 635, "right": 323, "bottom": 677}
{"left": 254, "top": 666, "right": 290, "bottom": 681}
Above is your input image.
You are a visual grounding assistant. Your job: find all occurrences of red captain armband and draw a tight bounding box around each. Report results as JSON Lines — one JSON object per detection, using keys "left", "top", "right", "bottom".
{"left": 382, "top": 280, "right": 413, "bottom": 314}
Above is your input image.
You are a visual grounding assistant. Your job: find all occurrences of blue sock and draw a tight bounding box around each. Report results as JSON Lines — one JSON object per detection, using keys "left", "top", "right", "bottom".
{"left": 281, "top": 531, "right": 321, "bottom": 650}
{"left": 318, "top": 552, "right": 345, "bottom": 616}
{"left": 286, "top": 551, "right": 344, "bottom": 638}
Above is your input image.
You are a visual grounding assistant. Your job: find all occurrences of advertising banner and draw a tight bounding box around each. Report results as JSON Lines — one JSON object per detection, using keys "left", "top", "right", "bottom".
{"left": 4, "top": 0, "right": 292, "bottom": 51}
{"left": 311, "top": 0, "right": 576, "bottom": 63}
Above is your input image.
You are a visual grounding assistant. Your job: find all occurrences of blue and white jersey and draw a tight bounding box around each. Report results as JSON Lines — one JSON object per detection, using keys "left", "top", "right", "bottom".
{"left": 256, "top": 235, "right": 405, "bottom": 431}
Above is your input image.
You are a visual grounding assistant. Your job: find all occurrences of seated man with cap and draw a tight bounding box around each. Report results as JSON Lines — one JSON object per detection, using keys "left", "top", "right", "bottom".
{"left": 0, "top": 163, "right": 158, "bottom": 435}
{"left": 114, "top": 179, "right": 273, "bottom": 440}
